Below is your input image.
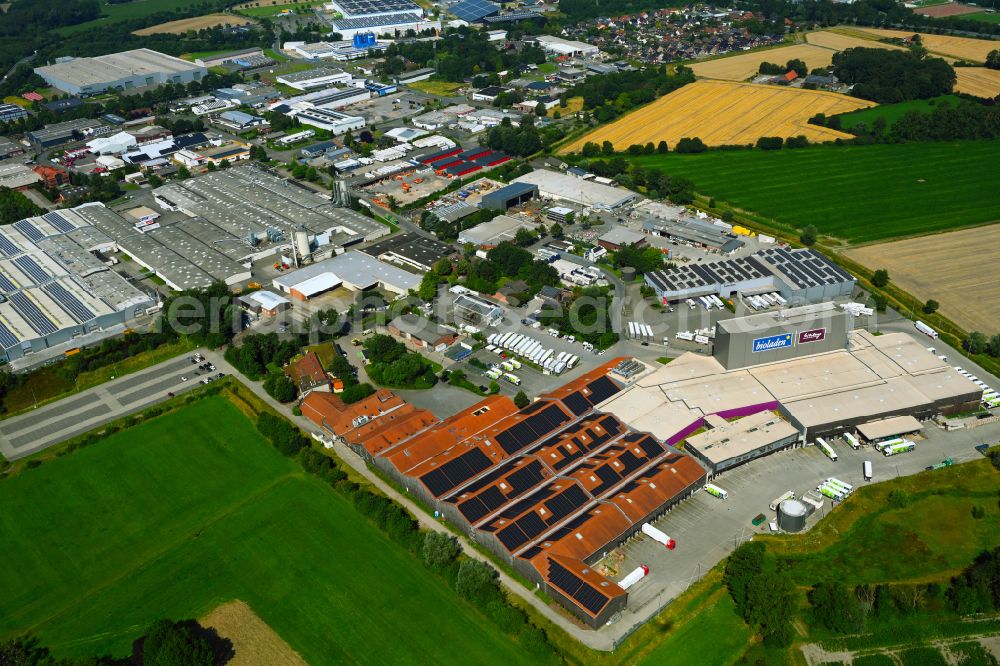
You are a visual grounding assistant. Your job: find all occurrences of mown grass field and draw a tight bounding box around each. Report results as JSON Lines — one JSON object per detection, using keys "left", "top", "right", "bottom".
{"left": 836, "top": 94, "right": 963, "bottom": 130}
{"left": 968, "top": 11, "right": 1000, "bottom": 23}
{"left": 627, "top": 140, "right": 1000, "bottom": 243}
{"left": 57, "top": 0, "right": 195, "bottom": 34}
{"left": 0, "top": 397, "right": 531, "bottom": 664}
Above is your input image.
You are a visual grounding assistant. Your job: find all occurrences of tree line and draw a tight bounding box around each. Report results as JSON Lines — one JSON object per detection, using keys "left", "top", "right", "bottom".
{"left": 833, "top": 47, "right": 956, "bottom": 104}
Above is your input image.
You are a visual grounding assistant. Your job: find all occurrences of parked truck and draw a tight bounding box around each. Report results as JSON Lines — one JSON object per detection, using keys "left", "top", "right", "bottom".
{"left": 641, "top": 523, "right": 676, "bottom": 549}
{"left": 618, "top": 565, "right": 650, "bottom": 590}
{"left": 704, "top": 483, "right": 729, "bottom": 499}
{"left": 915, "top": 320, "right": 939, "bottom": 339}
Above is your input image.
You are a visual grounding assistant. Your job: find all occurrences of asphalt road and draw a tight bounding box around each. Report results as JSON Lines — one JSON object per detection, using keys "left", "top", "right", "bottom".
{"left": 0, "top": 353, "right": 214, "bottom": 460}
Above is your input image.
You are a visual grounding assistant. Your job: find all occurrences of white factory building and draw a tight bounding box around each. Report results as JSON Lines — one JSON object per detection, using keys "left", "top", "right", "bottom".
{"left": 35, "top": 49, "right": 207, "bottom": 96}
{"left": 531, "top": 35, "right": 599, "bottom": 57}
{"left": 512, "top": 169, "right": 636, "bottom": 210}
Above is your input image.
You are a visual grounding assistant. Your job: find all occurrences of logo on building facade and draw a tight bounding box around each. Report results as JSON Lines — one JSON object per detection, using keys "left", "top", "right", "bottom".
{"left": 752, "top": 333, "right": 793, "bottom": 353}
{"left": 798, "top": 328, "right": 827, "bottom": 344}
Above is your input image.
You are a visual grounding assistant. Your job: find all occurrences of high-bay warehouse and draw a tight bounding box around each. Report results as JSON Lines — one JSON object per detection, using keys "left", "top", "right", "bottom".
{"left": 34, "top": 49, "right": 208, "bottom": 96}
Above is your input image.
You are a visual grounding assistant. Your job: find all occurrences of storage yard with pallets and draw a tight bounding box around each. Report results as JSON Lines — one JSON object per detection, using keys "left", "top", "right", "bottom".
{"left": 689, "top": 43, "right": 836, "bottom": 81}
{"left": 132, "top": 13, "right": 254, "bottom": 35}
{"left": 844, "top": 225, "right": 1000, "bottom": 332}
{"left": 954, "top": 67, "right": 1000, "bottom": 98}
{"left": 561, "top": 81, "right": 872, "bottom": 152}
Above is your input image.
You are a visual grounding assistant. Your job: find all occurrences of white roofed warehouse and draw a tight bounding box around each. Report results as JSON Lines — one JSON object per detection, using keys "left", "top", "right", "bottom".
{"left": 513, "top": 169, "right": 635, "bottom": 210}
{"left": 272, "top": 251, "right": 420, "bottom": 300}
{"left": 35, "top": 49, "right": 207, "bottom": 96}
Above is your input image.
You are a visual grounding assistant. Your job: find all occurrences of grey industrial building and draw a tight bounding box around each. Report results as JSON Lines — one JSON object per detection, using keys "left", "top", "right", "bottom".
{"left": 642, "top": 217, "right": 744, "bottom": 254}
{"left": 360, "top": 232, "right": 455, "bottom": 272}
{"left": 480, "top": 181, "right": 538, "bottom": 211}
{"left": 26, "top": 119, "right": 110, "bottom": 149}
{"left": 644, "top": 247, "right": 855, "bottom": 305}
{"left": 152, "top": 165, "right": 387, "bottom": 261}
{"left": 712, "top": 303, "right": 850, "bottom": 370}
{"left": 272, "top": 250, "right": 420, "bottom": 299}
{"left": 35, "top": 49, "right": 207, "bottom": 96}
{"left": 0, "top": 206, "right": 154, "bottom": 362}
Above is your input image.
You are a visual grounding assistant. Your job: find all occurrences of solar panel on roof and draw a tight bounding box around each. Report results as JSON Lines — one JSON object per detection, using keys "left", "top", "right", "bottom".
{"left": 42, "top": 211, "right": 74, "bottom": 234}
{"left": 334, "top": 0, "right": 419, "bottom": 13}
{"left": 497, "top": 522, "right": 530, "bottom": 551}
{"left": 0, "top": 235, "right": 19, "bottom": 257}
{"left": 458, "top": 495, "right": 491, "bottom": 523}
{"left": 10, "top": 292, "right": 56, "bottom": 336}
{"left": 506, "top": 461, "right": 546, "bottom": 495}
{"left": 0, "top": 271, "right": 17, "bottom": 293}
{"left": 451, "top": 0, "right": 499, "bottom": 21}
{"left": 13, "top": 256, "right": 49, "bottom": 285}
{"left": 332, "top": 12, "right": 421, "bottom": 30}
{"left": 516, "top": 510, "right": 547, "bottom": 540}
{"left": 560, "top": 391, "right": 590, "bottom": 416}
{"left": 585, "top": 375, "right": 621, "bottom": 406}
{"left": 43, "top": 282, "right": 94, "bottom": 323}
{"left": 13, "top": 220, "right": 43, "bottom": 243}
{"left": 0, "top": 321, "right": 18, "bottom": 348}
{"left": 547, "top": 558, "right": 609, "bottom": 615}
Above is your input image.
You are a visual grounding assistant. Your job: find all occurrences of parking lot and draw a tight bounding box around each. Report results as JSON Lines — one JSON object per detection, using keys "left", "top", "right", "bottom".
{"left": 601, "top": 417, "right": 1000, "bottom": 628}
{"left": 0, "top": 351, "right": 216, "bottom": 460}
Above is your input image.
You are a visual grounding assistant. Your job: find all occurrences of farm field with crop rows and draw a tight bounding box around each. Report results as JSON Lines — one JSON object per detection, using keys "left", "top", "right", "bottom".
{"left": 561, "top": 81, "right": 872, "bottom": 152}
{"left": 626, "top": 140, "right": 1000, "bottom": 243}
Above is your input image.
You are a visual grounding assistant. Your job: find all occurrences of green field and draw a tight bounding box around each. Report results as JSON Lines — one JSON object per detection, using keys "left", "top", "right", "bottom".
{"left": 836, "top": 95, "right": 965, "bottom": 130}
{"left": 57, "top": 0, "right": 195, "bottom": 34}
{"left": 638, "top": 593, "right": 751, "bottom": 665}
{"left": 235, "top": 1, "right": 323, "bottom": 17}
{"left": 0, "top": 397, "right": 530, "bottom": 664}
{"left": 967, "top": 11, "right": 1000, "bottom": 23}
{"left": 765, "top": 459, "right": 1000, "bottom": 586}
{"left": 627, "top": 140, "right": 1000, "bottom": 243}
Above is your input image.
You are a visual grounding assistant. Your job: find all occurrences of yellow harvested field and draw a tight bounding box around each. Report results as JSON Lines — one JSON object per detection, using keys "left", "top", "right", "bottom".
{"left": 849, "top": 27, "right": 1000, "bottom": 63}
{"left": 201, "top": 600, "right": 307, "bottom": 666}
{"left": 133, "top": 14, "right": 253, "bottom": 35}
{"left": 690, "top": 44, "right": 835, "bottom": 81}
{"left": 561, "top": 80, "right": 872, "bottom": 152}
{"left": 954, "top": 67, "right": 1000, "bottom": 97}
{"left": 845, "top": 225, "right": 1000, "bottom": 333}
{"left": 805, "top": 30, "right": 908, "bottom": 54}
{"left": 550, "top": 95, "right": 583, "bottom": 117}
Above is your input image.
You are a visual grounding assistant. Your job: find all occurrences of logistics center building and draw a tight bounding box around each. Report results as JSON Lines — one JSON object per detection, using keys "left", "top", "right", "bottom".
{"left": 35, "top": 49, "right": 207, "bottom": 96}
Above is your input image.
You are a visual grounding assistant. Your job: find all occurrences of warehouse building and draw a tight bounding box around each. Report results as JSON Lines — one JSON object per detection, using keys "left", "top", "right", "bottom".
{"left": 713, "top": 303, "right": 850, "bottom": 369}
{"left": 684, "top": 410, "right": 800, "bottom": 474}
{"left": 387, "top": 313, "right": 457, "bottom": 351}
{"left": 194, "top": 47, "right": 267, "bottom": 68}
{"left": 456, "top": 214, "right": 536, "bottom": 248}
{"left": 35, "top": 49, "right": 207, "bottom": 96}
{"left": 330, "top": 13, "right": 440, "bottom": 38}
{"left": 644, "top": 247, "right": 855, "bottom": 305}
{"left": 480, "top": 181, "right": 538, "bottom": 211}
{"left": 26, "top": 119, "right": 109, "bottom": 149}
{"left": 0, "top": 163, "right": 41, "bottom": 191}
{"left": 0, "top": 206, "right": 154, "bottom": 362}
{"left": 276, "top": 67, "right": 353, "bottom": 91}
{"left": 599, "top": 328, "right": 982, "bottom": 452}
{"left": 513, "top": 169, "right": 636, "bottom": 210}
{"left": 0, "top": 103, "right": 28, "bottom": 124}
{"left": 272, "top": 250, "right": 420, "bottom": 300}
{"left": 342, "top": 360, "right": 707, "bottom": 627}
{"left": 360, "top": 232, "right": 455, "bottom": 272}
{"left": 291, "top": 107, "right": 366, "bottom": 134}
{"left": 642, "top": 217, "right": 743, "bottom": 254}
{"left": 597, "top": 227, "right": 646, "bottom": 251}
{"left": 396, "top": 67, "right": 436, "bottom": 84}
{"left": 530, "top": 35, "right": 600, "bottom": 57}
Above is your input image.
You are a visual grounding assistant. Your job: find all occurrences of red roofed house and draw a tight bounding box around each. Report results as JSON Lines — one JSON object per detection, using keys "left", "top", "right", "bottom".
{"left": 33, "top": 165, "right": 68, "bottom": 189}
{"left": 782, "top": 70, "right": 797, "bottom": 82}
{"left": 286, "top": 351, "right": 330, "bottom": 397}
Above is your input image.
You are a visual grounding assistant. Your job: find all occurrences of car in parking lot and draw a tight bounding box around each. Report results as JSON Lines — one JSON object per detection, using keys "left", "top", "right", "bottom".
{"left": 181, "top": 376, "right": 188, "bottom": 381}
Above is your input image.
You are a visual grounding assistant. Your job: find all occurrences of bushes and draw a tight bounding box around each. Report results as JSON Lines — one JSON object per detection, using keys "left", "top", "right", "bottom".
{"left": 256, "top": 412, "right": 309, "bottom": 457}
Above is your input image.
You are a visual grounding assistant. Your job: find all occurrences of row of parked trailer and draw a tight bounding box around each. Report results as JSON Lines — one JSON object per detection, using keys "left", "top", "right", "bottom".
{"left": 686, "top": 295, "right": 726, "bottom": 311}
{"left": 628, "top": 321, "right": 655, "bottom": 341}
{"left": 817, "top": 476, "right": 855, "bottom": 502}
{"left": 816, "top": 432, "right": 916, "bottom": 461}
{"left": 952, "top": 364, "right": 1000, "bottom": 409}
{"left": 744, "top": 292, "right": 786, "bottom": 312}
{"left": 840, "top": 302, "right": 875, "bottom": 317}
{"left": 484, "top": 332, "right": 580, "bottom": 375}
{"left": 675, "top": 327, "right": 714, "bottom": 344}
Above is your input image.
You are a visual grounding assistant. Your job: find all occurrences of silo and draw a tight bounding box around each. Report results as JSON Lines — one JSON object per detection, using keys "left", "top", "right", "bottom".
{"left": 777, "top": 499, "right": 808, "bottom": 533}
{"left": 621, "top": 266, "right": 636, "bottom": 282}
{"left": 294, "top": 230, "right": 310, "bottom": 259}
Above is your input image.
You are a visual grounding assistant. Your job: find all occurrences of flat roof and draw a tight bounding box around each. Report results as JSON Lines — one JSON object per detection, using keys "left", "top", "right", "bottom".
{"left": 36, "top": 49, "right": 204, "bottom": 87}
{"left": 457, "top": 213, "right": 535, "bottom": 245}
{"left": 361, "top": 232, "right": 453, "bottom": 269}
{"left": 600, "top": 330, "right": 982, "bottom": 440}
{"left": 598, "top": 227, "right": 645, "bottom": 246}
{"left": 512, "top": 169, "right": 635, "bottom": 210}
{"left": 273, "top": 250, "right": 420, "bottom": 293}
{"left": 856, "top": 414, "right": 923, "bottom": 441}
{"left": 684, "top": 410, "right": 798, "bottom": 465}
